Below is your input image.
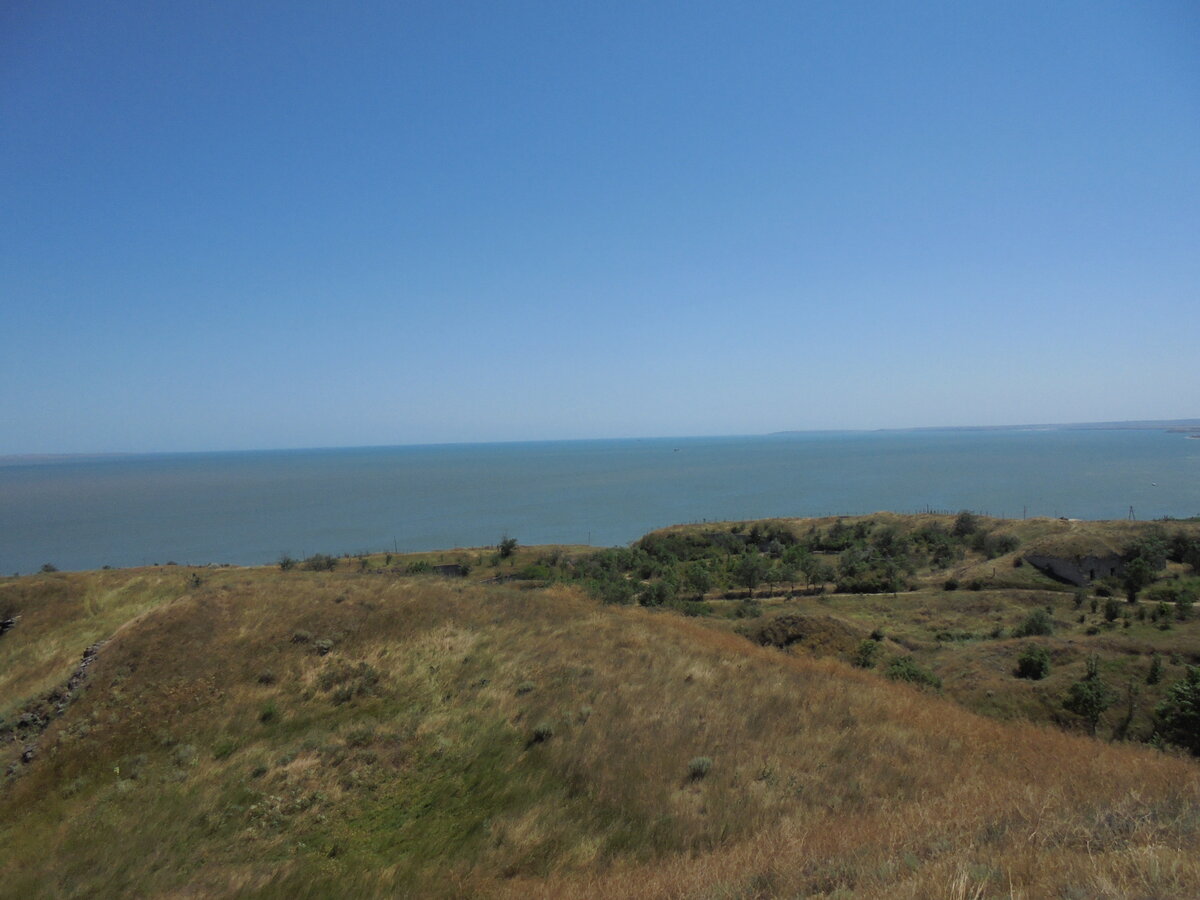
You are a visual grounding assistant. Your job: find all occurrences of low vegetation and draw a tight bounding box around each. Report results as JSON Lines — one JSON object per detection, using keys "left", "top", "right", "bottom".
{"left": 2, "top": 515, "right": 1200, "bottom": 897}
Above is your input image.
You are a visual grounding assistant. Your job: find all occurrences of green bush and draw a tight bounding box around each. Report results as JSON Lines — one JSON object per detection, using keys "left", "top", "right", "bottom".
{"left": 1103, "top": 598, "right": 1121, "bottom": 622}
{"left": 1013, "top": 609, "right": 1053, "bottom": 637}
{"left": 982, "top": 533, "right": 1021, "bottom": 559}
{"left": 885, "top": 656, "right": 942, "bottom": 690}
{"left": 853, "top": 638, "right": 880, "bottom": 669}
{"left": 952, "top": 511, "right": 980, "bottom": 537}
{"left": 1015, "top": 645, "right": 1051, "bottom": 680}
{"left": 304, "top": 553, "right": 337, "bottom": 572}
{"left": 688, "top": 756, "right": 713, "bottom": 780}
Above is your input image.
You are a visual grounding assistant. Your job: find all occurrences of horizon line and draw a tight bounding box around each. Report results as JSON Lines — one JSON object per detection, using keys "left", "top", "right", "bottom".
{"left": 3, "top": 416, "right": 1198, "bottom": 463}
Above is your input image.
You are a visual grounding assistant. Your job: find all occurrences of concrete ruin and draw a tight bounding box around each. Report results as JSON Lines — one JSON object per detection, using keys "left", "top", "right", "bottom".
{"left": 1023, "top": 552, "right": 1125, "bottom": 586}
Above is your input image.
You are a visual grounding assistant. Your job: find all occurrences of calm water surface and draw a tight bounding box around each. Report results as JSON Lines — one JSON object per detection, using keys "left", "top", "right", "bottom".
{"left": 2, "top": 430, "right": 1197, "bottom": 573}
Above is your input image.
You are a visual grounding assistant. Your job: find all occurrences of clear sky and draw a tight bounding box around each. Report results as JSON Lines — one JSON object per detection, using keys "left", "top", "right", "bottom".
{"left": 3, "top": 1, "right": 1198, "bottom": 454}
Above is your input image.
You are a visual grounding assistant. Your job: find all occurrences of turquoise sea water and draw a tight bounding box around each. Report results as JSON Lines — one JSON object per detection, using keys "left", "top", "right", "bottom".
{"left": 2, "top": 430, "right": 1198, "bottom": 574}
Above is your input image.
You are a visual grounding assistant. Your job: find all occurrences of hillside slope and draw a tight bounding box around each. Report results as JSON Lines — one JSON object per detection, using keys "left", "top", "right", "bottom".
{"left": 2, "top": 563, "right": 1200, "bottom": 898}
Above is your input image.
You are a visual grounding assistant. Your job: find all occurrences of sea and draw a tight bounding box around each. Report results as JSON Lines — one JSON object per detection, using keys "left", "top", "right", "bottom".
{"left": 2, "top": 429, "right": 1198, "bottom": 575}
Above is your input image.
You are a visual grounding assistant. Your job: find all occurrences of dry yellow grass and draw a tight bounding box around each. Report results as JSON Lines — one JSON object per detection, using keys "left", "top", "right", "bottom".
{"left": 2, "top": 564, "right": 1199, "bottom": 898}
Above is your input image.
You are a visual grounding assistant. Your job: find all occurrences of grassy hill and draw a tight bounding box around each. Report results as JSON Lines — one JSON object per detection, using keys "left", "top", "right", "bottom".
{"left": 3, "top": 515, "right": 1200, "bottom": 897}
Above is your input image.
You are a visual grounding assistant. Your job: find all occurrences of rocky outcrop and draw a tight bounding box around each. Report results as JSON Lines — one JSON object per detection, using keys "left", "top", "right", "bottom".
{"left": 3, "top": 642, "right": 102, "bottom": 775}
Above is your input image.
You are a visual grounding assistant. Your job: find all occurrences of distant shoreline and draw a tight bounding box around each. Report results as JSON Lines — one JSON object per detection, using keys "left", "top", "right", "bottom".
{"left": 5, "top": 417, "right": 1200, "bottom": 463}
{"left": 773, "top": 418, "right": 1200, "bottom": 437}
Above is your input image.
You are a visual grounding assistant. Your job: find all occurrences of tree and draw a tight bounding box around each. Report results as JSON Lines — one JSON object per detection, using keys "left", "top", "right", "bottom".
{"left": 1122, "top": 534, "right": 1167, "bottom": 601}
{"left": 684, "top": 562, "right": 713, "bottom": 600}
{"left": 734, "top": 551, "right": 769, "bottom": 598}
{"left": 498, "top": 535, "right": 519, "bottom": 559}
{"left": 800, "top": 555, "right": 833, "bottom": 590}
{"left": 1156, "top": 666, "right": 1200, "bottom": 755}
{"left": 1122, "top": 557, "right": 1157, "bottom": 603}
{"left": 1063, "top": 655, "right": 1116, "bottom": 736}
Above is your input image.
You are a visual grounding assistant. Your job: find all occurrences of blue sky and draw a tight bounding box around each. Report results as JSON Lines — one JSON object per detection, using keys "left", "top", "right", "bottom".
{"left": 2, "top": 1, "right": 1198, "bottom": 453}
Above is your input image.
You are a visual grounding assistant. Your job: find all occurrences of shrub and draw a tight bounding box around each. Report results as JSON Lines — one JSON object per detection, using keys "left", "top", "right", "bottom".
{"left": 968, "top": 579, "right": 984, "bottom": 591}
{"left": 39, "top": 563, "right": 58, "bottom": 573}
{"left": 952, "top": 511, "right": 980, "bottom": 537}
{"left": 1015, "top": 645, "right": 1051, "bottom": 680}
{"left": 304, "top": 553, "right": 337, "bottom": 572}
{"left": 677, "top": 600, "right": 713, "bottom": 617}
{"left": 1155, "top": 666, "right": 1200, "bottom": 755}
{"left": 258, "top": 702, "right": 278, "bottom": 724}
{"left": 1142, "top": 657, "right": 1161, "bottom": 686}
{"left": 516, "top": 681, "right": 535, "bottom": 696}
{"left": 498, "top": 535, "right": 519, "bottom": 559}
{"left": 943, "top": 578, "right": 959, "bottom": 591}
{"left": 732, "top": 600, "right": 763, "bottom": 618}
{"left": 1013, "top": 609, "right": 1053, "bottom": 637}
{"left": 688, "top": 756, "right": 713, "bottom": 780}
{"left": 983, "top": 533, "right": 1021, "bottom": 559}
{"left": 1103, "top": 598, "right": 1121, "bottom": 622}
{"left": 1178, "top": 593, "right": 1195, "bottom": 622}
{"left": 530, "top": 722, "right": 555, "bottom": 744}
{"left": 278, "top": 556, "right": 296, "bottom": 571}
{"left": 885, "top": 656, "right": 942, "bottom": 690}
{"left": 212, "top": 739, "right": 238, "bottom": 760}
{"left": 853, "top": 638, "right": 880, "bottom": 669}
